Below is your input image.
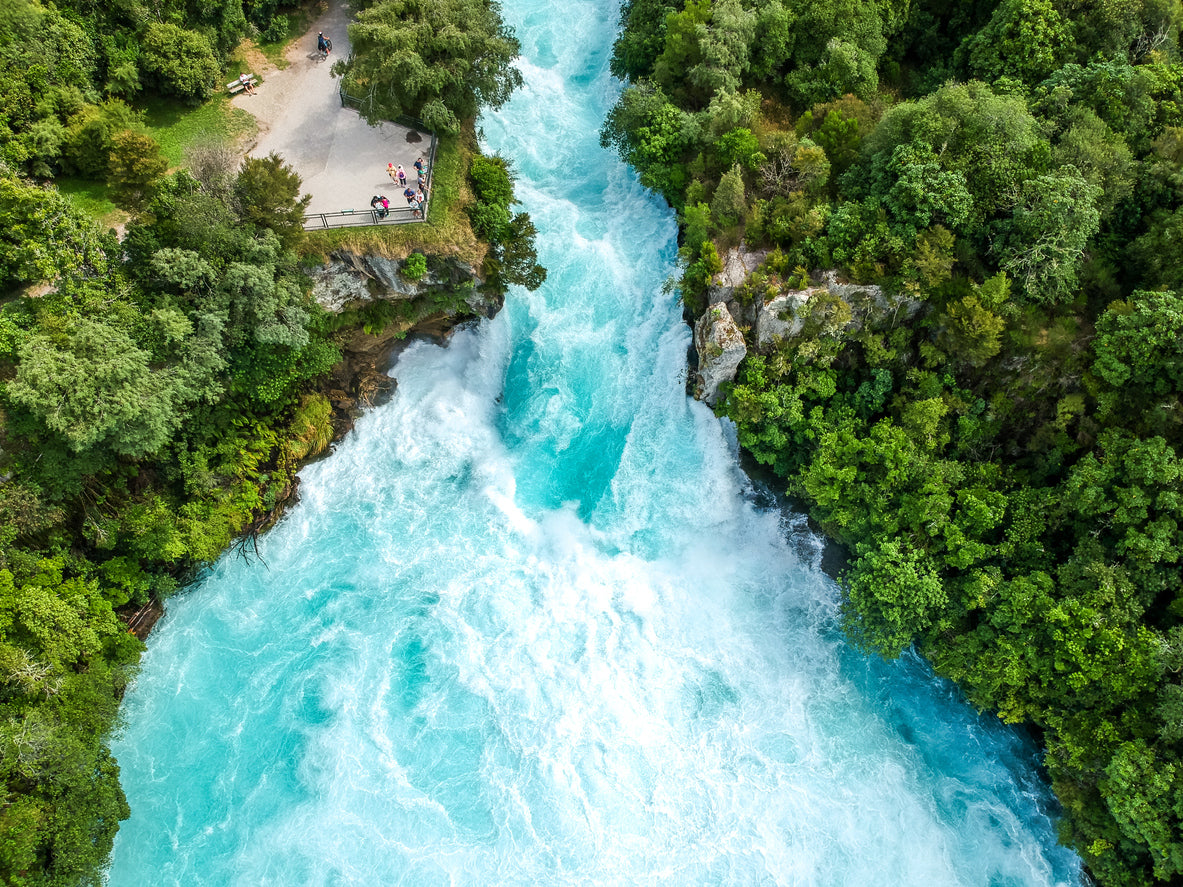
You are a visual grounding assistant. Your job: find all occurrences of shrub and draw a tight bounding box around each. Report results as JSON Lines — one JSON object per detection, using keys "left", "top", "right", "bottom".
{"left": 401, "top": 252, "right": 427, "bottom": 280}
{"left": 140, "top": 23, "right": 220, "bottom": 100}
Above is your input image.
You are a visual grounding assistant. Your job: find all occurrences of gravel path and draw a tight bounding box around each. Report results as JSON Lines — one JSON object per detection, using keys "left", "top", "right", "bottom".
{"left": 231, "top": 0, "right": 431, "bottom": 216}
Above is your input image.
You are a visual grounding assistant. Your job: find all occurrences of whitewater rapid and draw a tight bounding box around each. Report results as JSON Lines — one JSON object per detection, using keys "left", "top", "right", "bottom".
{"left": 108, "top": 0, "right": 1083, "bottom": 884}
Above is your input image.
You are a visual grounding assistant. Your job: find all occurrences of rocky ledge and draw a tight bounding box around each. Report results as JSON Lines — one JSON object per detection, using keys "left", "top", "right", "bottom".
{"left": 308, "top": 250, "right": 496, "bottom": 438}
{"left": 692, "top": 247, "right": 924, "bottom": 403}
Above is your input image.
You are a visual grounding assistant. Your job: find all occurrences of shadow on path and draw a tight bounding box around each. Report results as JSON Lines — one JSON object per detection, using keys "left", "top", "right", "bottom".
{"left": 232, "top": 0, "right": 432, "bottom": 218}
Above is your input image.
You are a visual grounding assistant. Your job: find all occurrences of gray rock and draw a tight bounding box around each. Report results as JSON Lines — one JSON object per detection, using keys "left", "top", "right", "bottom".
{"left": 818, "top": 270, "right": 923, "bottom": 330}
{"left": 309, "top": 251, "right": 484, "bottom": 313}
{"left": 694, "top": 302, "right": 747, "bottom": 405}
{"left": 755, "top": 287, "right": 822, "bottom": 350}
{"left": 706, "top": 246, "right": 769, "bottom": 305}
{"left": 751, "top": 270, "right": 926, "bottom": 351}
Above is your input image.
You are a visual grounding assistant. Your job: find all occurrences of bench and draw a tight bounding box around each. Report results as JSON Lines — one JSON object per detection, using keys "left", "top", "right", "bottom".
{"left": 227, "top": 75, "right": 257, "bottom": 95}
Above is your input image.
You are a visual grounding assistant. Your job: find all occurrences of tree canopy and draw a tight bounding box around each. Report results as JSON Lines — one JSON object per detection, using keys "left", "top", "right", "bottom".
{"left": 605, "top": 0, "right": 1183, "bottom": 882}
{"left": 334, "top": 0, "right": 523, "bottom": 132}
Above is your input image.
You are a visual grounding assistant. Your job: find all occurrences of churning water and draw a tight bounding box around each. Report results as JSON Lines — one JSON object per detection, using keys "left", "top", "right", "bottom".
{"left": 108, "top": 0, "right": 1083, "bottom": 883}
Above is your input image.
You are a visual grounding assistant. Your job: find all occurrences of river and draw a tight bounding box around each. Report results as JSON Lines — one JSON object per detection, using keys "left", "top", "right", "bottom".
{"left": 107, "top": 0, "right": 1083, "bottom": 883}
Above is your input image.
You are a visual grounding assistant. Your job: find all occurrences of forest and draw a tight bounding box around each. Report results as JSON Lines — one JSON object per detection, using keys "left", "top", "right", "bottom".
{"left": 0, "top": 0, "right": 536, "bottom": 884}
{"left": 602, "top": 0, "right": 1183, "bottom": 884}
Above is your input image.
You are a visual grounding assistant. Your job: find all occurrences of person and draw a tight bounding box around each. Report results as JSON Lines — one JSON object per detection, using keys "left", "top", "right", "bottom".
{"left": 387, "top": 162, "right": 398, "bottom": 183}
{"left": 239, "top": 73, "right": 256, "bottom": 95}
{"left": 370, "top": 195, "right": 389, "bottom": 219}
{"left": 379, "top": 195, "right": 389, "bottom": 218}
{"left": 414, "top": 156, "right": 426, "bottom": 176}
{"left": 396, "top": 165, "right": 407, "bottom": 187}
{"left": 317, "top": 32, "right": 329, "bottom": 57}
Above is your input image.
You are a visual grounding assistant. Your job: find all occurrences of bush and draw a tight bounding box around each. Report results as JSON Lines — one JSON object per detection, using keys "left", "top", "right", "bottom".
{"left": 107, "top": 130, "right": 168, "bottom": 209}
{"left": 401, "top": 252, "right": 427, "bottom": 280}
{"left": 469, "top": 155, "right": 514, "bottom": 206}
{"left": 140, "top": 23, "right": 220, "bottom": 100}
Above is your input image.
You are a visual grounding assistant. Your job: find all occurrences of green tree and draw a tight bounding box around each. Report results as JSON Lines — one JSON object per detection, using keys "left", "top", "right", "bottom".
{"left": 601, "top": 83, "right": 690, "bottom": 201}
{"left": 858, "top": 81, "right": 1045, "bottom": 236}
{"left": 336, "top": 0, "right": 523, "bottom": 133}
{"left": 233, "top": 153, "right": 311, "bottom": 247}
{"left": 715, "top": 127, "right": 763, "bottom": 171}
{"left": 998, "top": 168, "right": 1100, "bottom": 303}
{"left": 7, "top": 317, "right": 182, "bottom": 458}
{"left": 139, "top": 23, "right": 220, "bottom": 100}
{"left": 842, "top": 538, "right": 948, "bottom": 658}
{"left": 63, "top": 99, "right": 142, "bottom": 179}
{"left": 935, "top": 293, "right": 1005, "bottom": 368}
{"left": 1092, "top": 290, "right": 1183, "bottom": 400}
{"left": 610, "top": 0, "right": 678, "bottom": 81}
{"left": 107, "top": 129, "right": 169, "bottom": 210}
{"left": 1102, "top": 741, "right": 1183, "bottom": 882}
{"left": 653, "top": 0, "right": 712, "bottom": 101}
{"left": 965, "top": 0, "right": 1071, "bottom": 85}
{"left": 711, "top": 163, "right": 747, "bottom": 226}
{"left": 1053, "top": 109, "right": 1136, "bottom": 216}
{"left": 0, "top": 175, "right": 111, "bottom": 292}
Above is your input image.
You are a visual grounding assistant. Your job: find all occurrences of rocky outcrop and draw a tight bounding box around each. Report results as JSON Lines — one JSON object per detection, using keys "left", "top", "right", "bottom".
{"left": 754, "top": 271, "right": 925, "bottom": 352}
{"left": 309, "top": 251, "right": 498, "bottom": 317}
{"left": 707, "top": 246, "right": 769, "bottom": 328}
{"left": 708, "top": 246, "right": 770, "bottom": 301}
{"left": 307, "top": 251, "right": 493, "bottom": 437}
{"left": 755, "top": 286, "right": 823, "bottom": 349}
{"left": 815, "top": 271, "right": 923, "bottom": 331}
{"left": 693, "top": 302, "right": 747, "bottom": 405}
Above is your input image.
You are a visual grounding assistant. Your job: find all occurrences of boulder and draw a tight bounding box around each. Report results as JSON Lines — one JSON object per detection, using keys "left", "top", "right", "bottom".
{"left": 694, "top": 302, "right": 747, "bottom": 405}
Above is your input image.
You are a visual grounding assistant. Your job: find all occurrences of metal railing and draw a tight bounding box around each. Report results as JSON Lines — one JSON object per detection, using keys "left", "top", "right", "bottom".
{"left": 301, "top": 92, "right": 440, "bottom": 231}
{"left": 303, "top": 205, "right": 425, "bottom": 230}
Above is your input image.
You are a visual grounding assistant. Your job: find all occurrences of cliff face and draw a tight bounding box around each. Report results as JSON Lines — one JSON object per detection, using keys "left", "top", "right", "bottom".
{"left": 309, "top": 252, "right": 500, "bottom": 317}
{"left": 307, "top": 250, "right": 496, "bottom": 437}
{"left": 691, "top": 247, "right": 924, "bottom": 403}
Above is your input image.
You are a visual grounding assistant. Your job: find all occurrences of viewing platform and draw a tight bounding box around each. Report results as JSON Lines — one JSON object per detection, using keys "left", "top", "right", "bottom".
{"left": 230, "top": 0, "right": 435, "bottom": 230}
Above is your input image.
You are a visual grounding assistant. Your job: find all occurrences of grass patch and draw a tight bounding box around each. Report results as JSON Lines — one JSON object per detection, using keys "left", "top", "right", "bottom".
{"left": 254, "top": 0, "right": 327, "bottom": 68}
{"left": 137, "top": 95, "right": 257, "bottom": 167}
{"left": 55, "top": 178, "right": 129, "bottom": 229}
{"left": 302, "top": 129, "right": 487, "bottom": 268}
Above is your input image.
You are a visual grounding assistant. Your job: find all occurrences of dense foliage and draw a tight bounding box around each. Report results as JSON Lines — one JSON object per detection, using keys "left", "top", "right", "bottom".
{"left": 0, "top": 154, "right": 341, "bottom": 885}
{"left": 333, "top": 0, "right": 523, "bottom": 132}
{"left": 0, "top": 0, "right": 305, "bottom": 188}
{"left": 605, "top": 1, "right": 1183, "bottom": 884}
{"left": 0, "top": 0, "right": 538, "bottom": 883}
{"left": 467, "top": 154, "right": 547, "bottom": 291}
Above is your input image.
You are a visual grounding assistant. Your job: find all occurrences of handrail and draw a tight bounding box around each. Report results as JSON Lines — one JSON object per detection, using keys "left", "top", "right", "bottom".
{"left": 302, "top": 205, "right": 423, "bottom": 230}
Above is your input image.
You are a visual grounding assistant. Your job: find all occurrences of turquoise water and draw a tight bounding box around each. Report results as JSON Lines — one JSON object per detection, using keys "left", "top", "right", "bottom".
{"left": 107, "top": 0, "right": 1084, "bottom": 884}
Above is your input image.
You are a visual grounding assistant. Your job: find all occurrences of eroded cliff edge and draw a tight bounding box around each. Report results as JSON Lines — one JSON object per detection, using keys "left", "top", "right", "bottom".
{"left": 309, "top": 250, "right": 498, "bottom": 439}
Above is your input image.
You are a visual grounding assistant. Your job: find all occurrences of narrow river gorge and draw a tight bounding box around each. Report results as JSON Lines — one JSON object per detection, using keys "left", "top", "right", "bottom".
{"left": 108, "top": 0, "right": 1083, "bottom": 883}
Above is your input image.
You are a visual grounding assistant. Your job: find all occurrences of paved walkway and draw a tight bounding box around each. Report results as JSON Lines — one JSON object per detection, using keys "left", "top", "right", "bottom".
{"left": 231, "top": 0, "right": 431, "bottom": 217}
